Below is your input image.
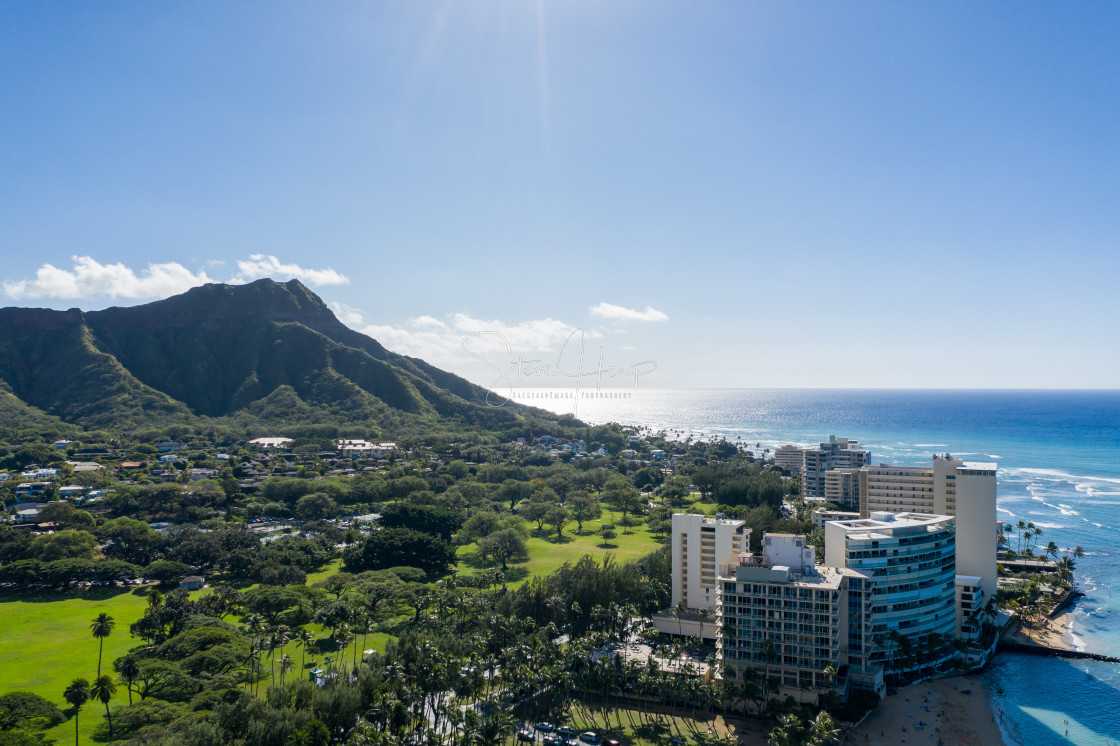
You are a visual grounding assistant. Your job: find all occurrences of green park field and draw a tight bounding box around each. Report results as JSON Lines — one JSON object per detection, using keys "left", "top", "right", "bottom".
{"left": 0, "top": 587, "right": 152, "bottom": 744}
{"left": 0, "top": 514, "right": 666, "bottom": 743}
{"left": 457, "top": 507, "right": 663, "bottom": 585}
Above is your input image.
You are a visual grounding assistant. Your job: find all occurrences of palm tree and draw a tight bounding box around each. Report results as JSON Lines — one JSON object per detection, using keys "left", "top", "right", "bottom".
{"left": 297, "top": 629, "right": 316, "bottom": 673}
{"left": 807, "top": 711, "right": 841, "bottom": 745}
{"left": 768, "top": 713, "right": 802, "bottom": 745}
{"left": 675, "top": 601, "right": 688, "bottom": 637}
{"left": 90, "top": 674, "right": 117, "bottom": 740}
{"left": 114, "top": 655, "right": 140, "bottom": 705}
{"left": 63, "top": 677, "right": 90, "bottom": 746}
{"left": 821, "top": 663, "right": 837, "bottom": 691}
{"left": 146, "top": 588, "right": 164, "bottom": 611}
{"left": 278, "top": 654, "right": 294, "bottom": 685}
{"left": 89, "top": 613, "right": 115, "bottom": 677}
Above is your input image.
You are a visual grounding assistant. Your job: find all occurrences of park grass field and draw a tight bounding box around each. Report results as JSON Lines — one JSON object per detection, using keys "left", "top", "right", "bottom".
{"left": 457, "top": 508, "right": 664, "bottom": 586}
{"left": 0, "top": 586, "right": 152, "bottom": 744}
{"left": 0, "top": 516, "right": 662, "bottom": 743}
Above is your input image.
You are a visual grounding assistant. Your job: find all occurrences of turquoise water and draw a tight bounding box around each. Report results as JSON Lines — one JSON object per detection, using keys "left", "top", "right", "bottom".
{"left": 524, "top": 388, "right": 1120, "bottom": 745}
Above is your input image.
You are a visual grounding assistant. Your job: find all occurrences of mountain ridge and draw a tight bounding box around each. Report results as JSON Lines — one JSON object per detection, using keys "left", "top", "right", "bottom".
{"left": 0, "top": 279, "right": 546, "bottom": 436}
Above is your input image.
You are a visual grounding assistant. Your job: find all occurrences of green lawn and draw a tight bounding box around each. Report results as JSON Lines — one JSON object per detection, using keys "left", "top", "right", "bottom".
{"left": 457, "top": 509, "right": 663, "bottom": 587}
{"left": 305, "top": 558, "right": 342, "bottom": 585}
{"left": 0, "top": 586, "right": 153, "bottom": 744}
{"left": 689, "top": 500, "right": 718, "bottom": 516}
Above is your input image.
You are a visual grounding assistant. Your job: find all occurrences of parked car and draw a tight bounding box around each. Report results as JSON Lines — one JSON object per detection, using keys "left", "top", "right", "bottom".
{"left": 517, "top": 729, "right": 535, "bottom": 742}
{"left": 543, "top": 735, "right": 562, "bottom": 746}
{"left": 579, "top": 733, "right": 599, "bottom": 745}
{"left": 556, "top": 727, "right": 577, "bottom": 739}
{"left": 535, "top": 723, "right": 555, "bottom": 734}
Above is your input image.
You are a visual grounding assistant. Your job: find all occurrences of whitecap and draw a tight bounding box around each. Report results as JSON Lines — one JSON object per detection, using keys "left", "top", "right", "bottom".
{"left": 1017, "top": 467, "right": 1120, "bottom": 485}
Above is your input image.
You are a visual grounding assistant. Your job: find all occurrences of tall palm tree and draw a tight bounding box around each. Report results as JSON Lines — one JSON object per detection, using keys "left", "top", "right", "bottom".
{"left": 89, "top": 613, "right": 115, "bottom": 677}
{"left": 63, "top": 677, "right": 90, "bottom": 746}
{"left": 297, "top": 629, "right": 315, "bottom": 673}
{"left": 146, "top": 588, "right": 164, "bottom": 611}
{"left": 278, "top": 654, "right": 294, "bottom": 686}
{"left": 90, "top": 674, "right": 117, "bottom": 740}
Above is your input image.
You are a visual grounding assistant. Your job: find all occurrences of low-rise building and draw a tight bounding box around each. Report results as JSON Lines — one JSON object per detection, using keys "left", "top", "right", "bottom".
{"left": 15, "top": 482, "right": 51, "bottom": 498}
{"left": 810, "top": 508, "right": 861, "bottom": 532}
{"left": 249, "top": 437, "right": 293, "bottom": 449}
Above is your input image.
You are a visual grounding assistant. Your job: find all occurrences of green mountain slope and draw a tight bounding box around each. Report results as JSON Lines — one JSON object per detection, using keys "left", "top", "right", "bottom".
{"left": 0, "top": 279, "right": 543, "bottom": 435}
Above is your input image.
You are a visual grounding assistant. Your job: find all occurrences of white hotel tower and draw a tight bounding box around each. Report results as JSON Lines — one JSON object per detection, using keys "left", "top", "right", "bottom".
{"left": 860, "top": 456, "right": 997, "bottom": 600}
{"left": 670, "top": 513, "right": 750, "bottom": 612}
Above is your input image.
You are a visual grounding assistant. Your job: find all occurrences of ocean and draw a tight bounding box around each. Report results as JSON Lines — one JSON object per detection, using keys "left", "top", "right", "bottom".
{"left": 519, "top": 388, "right": 1120, "bottom": 745}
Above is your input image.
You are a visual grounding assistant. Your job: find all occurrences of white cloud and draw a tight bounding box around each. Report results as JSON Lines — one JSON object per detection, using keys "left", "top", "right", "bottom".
{"left": 329, "top": 302, "right": 366, "bottom": 326}
{"left": 233, "top": 254, "right": 349, "bottom": 286}
{"left": 350, "top": 312, "right": 599, "bottom": 370}
{"left": 2, "top": 256, "right": 215, "bottom": 301}
{"left": 412, "top": 315, "right": 447, "bottom": 329}
{"left": 4, "top": 253, "right": 351, "bottom": 302}
{"left": 589, "top": 302, "right": 668, "bottom": 322}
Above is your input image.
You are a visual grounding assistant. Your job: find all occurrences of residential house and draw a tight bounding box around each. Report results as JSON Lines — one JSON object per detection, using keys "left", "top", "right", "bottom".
{"left": 15, "top": 482, "right": 51, "bottom": 498}
{"left": 249, "top": 437, "right": 293, "bottom": 449}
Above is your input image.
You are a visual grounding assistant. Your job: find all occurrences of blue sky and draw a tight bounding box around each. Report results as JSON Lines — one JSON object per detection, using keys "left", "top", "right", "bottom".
{"left": 2, "top": 2, "right": 1118, "bottom": 388}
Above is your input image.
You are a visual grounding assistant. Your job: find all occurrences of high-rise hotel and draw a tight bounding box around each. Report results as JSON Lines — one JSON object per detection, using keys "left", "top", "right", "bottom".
{"left": 860, "top": 456, "right": 996, "bottom": 600}
{"left": 718, "top": 512, "right": 961, "bottom": 695}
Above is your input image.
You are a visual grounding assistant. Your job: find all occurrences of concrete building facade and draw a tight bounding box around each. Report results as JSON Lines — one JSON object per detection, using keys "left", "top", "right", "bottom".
{"left": 670, "top": 513, "right": 751, "bottom": 613}
{"left": 801, "top": 436, "right": 870, "bottom": 499}
{"left": 824, "top": 468, "right": 862, "bottom": 511}
{"left": 774, "top": 445, "right": 804, "bottom": 472}
{"left": 825, "top": 512, "right": 958, "bottom": 678}
{"left": 860, "top": 456, "right": 997, "bottom": 600}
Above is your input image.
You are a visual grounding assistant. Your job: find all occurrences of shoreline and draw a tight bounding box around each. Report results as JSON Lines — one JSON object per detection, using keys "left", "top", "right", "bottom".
{"left": 1006, "top": 607, "right": 1079, "bottom": 653}
{"left": 848, "top": 674, "right": 1006, "bottom": 744}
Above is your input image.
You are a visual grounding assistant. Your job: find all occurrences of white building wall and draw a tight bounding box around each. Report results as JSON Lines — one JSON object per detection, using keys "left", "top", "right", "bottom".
{"left": 952, "top": 463, "right": 997, "bottom": 601}
{"left": 762, "top": 534, "right": 816, "bottom": 573}
{"left": 671, "top": 514, "right": 750, "bottom": 612}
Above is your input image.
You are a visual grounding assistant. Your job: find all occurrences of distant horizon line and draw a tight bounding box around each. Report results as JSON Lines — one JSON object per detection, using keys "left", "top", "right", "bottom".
{"left": 484, "top": 386, "right": 1120, "bottom": 392}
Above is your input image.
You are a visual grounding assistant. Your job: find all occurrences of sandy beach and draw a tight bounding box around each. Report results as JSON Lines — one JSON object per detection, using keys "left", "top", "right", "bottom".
{"left": 1008, "top": 609, "right": 1078, "bottom": 652}
{"left": 849, "top": 675, "right": 1006, "bottom": 745}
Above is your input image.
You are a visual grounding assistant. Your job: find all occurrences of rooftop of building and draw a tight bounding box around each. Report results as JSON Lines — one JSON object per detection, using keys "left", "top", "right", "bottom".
{"left": 959, "top": 461, "right": 997, "bottom": 471}
{"left": 829, "top": 511, "right": 953, "bottom": 539}
{"left": 719, "top": 559, "right": 865, "bottom": 589}
{"left": 675, "top": 512, "right": 746, "bottom": 527}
